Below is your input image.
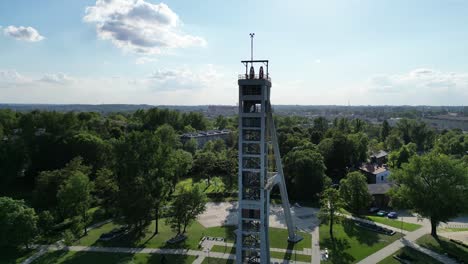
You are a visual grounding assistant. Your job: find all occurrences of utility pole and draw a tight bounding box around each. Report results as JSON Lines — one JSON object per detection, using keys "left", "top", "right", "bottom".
{"left": 250, "top": 33, "right": 255, "bottom": 61}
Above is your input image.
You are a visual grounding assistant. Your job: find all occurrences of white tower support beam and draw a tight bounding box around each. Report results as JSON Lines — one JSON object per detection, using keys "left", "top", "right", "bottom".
{"left": 236, "top": 58, "right": 302, "bottom": 264}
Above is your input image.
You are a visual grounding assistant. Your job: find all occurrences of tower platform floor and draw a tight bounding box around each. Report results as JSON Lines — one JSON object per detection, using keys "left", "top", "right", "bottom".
{"left": 198, "top": 202, "right": 320, "bottom": 232}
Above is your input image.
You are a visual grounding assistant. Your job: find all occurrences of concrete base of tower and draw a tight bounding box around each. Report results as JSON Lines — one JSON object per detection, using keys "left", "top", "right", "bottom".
{"left": 287, "top": 234, "right": 303, "bottom": 243}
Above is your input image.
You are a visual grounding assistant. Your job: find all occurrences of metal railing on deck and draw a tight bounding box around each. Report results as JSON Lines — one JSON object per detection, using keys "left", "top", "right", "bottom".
{"left": 238, "top": 74, "right": 271, "bottom": 81}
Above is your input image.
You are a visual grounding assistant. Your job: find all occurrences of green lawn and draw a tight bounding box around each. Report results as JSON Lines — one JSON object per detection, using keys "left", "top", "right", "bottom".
{"left": 440, "top": 227, "right": 468, "bottom": 232}
{"left": 176, "top": 177, "right": 234, "bottom": 194}
{"left": 75, "top": 219, "right": 310, "bottom": 251}
{"left": 378, "top": 246, "right": 442, "bottom": 264}
{"left": 320, "top": 219, "right": 404, "bottom": 263}
{"left": 366, "top": 215, "right": 422, "bottom": 231}
{"left": 416, "top": 234, "right": 468, "bottom": 263}
{"left": 0, "top": 248, "right": 35, "bottom": 264}
{"left": 201, "top": 257, "right": 234, "bottom": 264}
{"left": 33, "top": 250, "right": 195, "bottom": 264}
{"left": 210, "top": 245, "right": 311, "bottom": 262}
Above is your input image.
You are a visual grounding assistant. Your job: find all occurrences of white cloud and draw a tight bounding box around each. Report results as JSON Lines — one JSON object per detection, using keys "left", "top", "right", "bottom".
{"left": 360, "top": 68, "right": 468, "bottom": 105}
{"left": 368, "top": 68, "right": 468, "bottom": 94}
{"left": 39, "top": 73, "right": 74, "bottom": 84}
{"left": 0, "top": 66, "right": 236, "bottom": 105}
{"left": 83, "top": 0, "right": 206, "bottom": 55}
{"left": 143, "top": 64, "right": 223, "bottom": 91}
{"left": 3, "top": 25, "right": 44, "bottom": 42}
{"left": 135, "top": 56, "right": 157, "bottom": 64}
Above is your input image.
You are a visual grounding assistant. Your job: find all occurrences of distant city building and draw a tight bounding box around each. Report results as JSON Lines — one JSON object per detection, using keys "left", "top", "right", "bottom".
{"left": 180, "top": 129, "right": 231, "bottom": 148}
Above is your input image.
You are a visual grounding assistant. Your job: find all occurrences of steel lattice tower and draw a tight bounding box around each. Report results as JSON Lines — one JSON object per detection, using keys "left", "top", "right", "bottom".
{"left": 236, "top": 34, "right": 302, "bottom": 264}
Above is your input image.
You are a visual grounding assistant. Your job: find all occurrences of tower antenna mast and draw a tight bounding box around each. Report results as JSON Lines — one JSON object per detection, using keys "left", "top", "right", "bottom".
{"left": 250, "top": 33, "right": 255, "bottom": 61}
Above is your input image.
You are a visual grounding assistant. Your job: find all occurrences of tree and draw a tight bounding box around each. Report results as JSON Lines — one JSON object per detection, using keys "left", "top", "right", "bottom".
{"left": 215, "top": 115, "right": 228, "bottom": 130}
{"left": 94, "top": 168, "right": 119, "bottom": 215}
{"left": 168, "top": 149, "right": 193, "bottom": 193}
{"left": 57, "top": 171, "right": 93, "bottom": 236}
{"left": 114, "top": 129, "right": 175, "bottom": 234}
{"left": 166, "top": 184, "right": 207, "bottom": 234}
{"left": 389, "top": 153, "right": 468, "bottom": 239}
{"left": 339, "top": 172, "right": 372, "bottom": 215}
{"left": 385, "top": 133, "right": 404, "bottom": 151}
{"left": 318, "top": 186, "right": 344, "bottom": 241}
{"left": 33, "top": 157, "right": 91, "bottom": 213}
{"left": 0, "top": 197, "right": 38, "bottom": 248}
{"left": 388, "top": 143, "right": 417, "bottom": 169}
{"left": 380, "top": 120, "right": 390, "bottom": 141}
{"left": 284, "top": 145, "right": 327, "bottom": 199}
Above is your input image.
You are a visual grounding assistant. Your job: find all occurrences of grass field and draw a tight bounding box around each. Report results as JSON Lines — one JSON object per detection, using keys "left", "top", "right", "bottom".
{"left": 209, "top": 245, "right": 312, "bottom": 262}
{"left": 320, "top": 219, "right": 404, "bottom": 263}
{"left": 176, "top": 177, "right": 234, "bottom": 194}
{"left": 378, "top": 246, "right": 442, "bottom": 264}
{"left": 440, "top": 227, "right": 468, "bottom": 232}
{"left": 75, "top": 219, "right": 311, "bottom": 251}
{"left": 366, "top": 215, "right": 422, "bottom": 231}
{"left": 201, "top": 257, "right": 234, "bottom": 264}
{"left": 0, "top": 248, "right": 35, "bottom": 264}
{"left": 33, "top": 250, "right": 196, "bottom": 264}
{"left": 416, "top": 234, "right": 468, "bottom": 263}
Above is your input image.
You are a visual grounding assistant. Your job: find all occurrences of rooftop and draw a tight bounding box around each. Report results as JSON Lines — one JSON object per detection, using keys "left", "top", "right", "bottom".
{"left": 359, "top": 163, "right": 389, "bottom": 175}
{"left": 367, "top": 183, "right": 394, "bottom": 195}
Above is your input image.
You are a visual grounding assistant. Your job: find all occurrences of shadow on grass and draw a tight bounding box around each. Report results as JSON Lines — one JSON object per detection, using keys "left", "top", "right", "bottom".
{"left": 321, "top": 237, "right": 355, "bottom": 264}
{"left": 416, "top": 236, "right": 468, "bottom": 263}
{"left": 342, "top": 219, "right": 380, "bottom": 246}
{"left": 34, "top": 250, "right": 136, "bottom": 264}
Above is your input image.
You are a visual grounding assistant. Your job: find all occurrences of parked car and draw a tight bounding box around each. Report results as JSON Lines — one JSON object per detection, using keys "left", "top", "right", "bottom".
{"left": 376, "top": 210, "right": 388, "bottom": 216}
{"left": 369, "top": 207, "right": 380, "bottom": 213}
{"left": 98, "top": 227, "right": 127, "bottom": 241}
{"left": 387, "top": 212, "right": 398, "bottom": 219}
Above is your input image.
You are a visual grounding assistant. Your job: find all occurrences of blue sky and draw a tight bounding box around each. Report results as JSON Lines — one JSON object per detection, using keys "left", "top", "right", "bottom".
{"left": 1, "top": 0, "right": 467, "bottom": 105}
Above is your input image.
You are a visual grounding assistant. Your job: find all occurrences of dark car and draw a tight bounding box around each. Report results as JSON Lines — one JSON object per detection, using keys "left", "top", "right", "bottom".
{"left": 376, "top": 210, "right": 388, "bottom": 216}
{"left": 369, "top": 207, "right": 380, "bottom": 213}
{"left": 387, "top": 212, "right": 398, "bottom": 219}
{"left": 98, "top": 227, "right": 127, "bottom": 241}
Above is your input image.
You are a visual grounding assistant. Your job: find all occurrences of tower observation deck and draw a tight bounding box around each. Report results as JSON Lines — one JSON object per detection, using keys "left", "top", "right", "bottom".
{"left": 236, "top": 35, "right": 302, "bottom": 264}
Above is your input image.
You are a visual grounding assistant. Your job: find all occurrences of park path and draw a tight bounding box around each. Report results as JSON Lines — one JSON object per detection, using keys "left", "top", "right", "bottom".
{"left": 34, "top": 244, "right": 310, "bottom": 264}
{"left": 356, "top": 220, "right": 459, "bottom": 264}
{"left": 21, "top": 219, "right": 113, "bottom": 264}
{"left": 311, "top": 226, "right": 320, "bottom": 264}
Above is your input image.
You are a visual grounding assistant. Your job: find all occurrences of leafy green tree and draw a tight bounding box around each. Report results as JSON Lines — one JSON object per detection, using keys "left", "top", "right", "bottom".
{"left": 318, "top": 186, "right": 344, "bottom": 241}
{"left": 215, "top": 115, "right": 228, "bottom": 130}
{"left": 380, "top": 120, "right": 390, "bottom": 141}
{"left": 348, "top": 132, "right": 369, "bottom": 166}
{"left": 351, "top": 119, "right": 366, "bottom": 133}
{"left": 166, "top": 184, "right": 207, "bottom": 234}
{"left": 385, "top": 133, "right": 404, "bottom": 151}
{"left": 57, "top": 171, "right": 93, "bottom": 235}
{"left": 313, "top": 117, "right": 329, "bottom": 134}
{"left": 183, "top": 138, "right": 198, "bottom": 155}
{"left": 168, "top": 149, "right": 193, "bottom": 193}
{"left": 0, "top": 197, "right": 38, "bottom": 248}
{"left": 114, "top": 129, "right": 175, "bottom": 234}
{"left": 339, "top": 172, "right": 372, "bottom": 215}
{"left": 388, "top": 143, "right": 417, "bottom": 169}
{"left": 284, "top": 145, "right": 327, "bottom": 199}
{"left": 389, "top": 153, "right": 468, "bottom": 238}
{"left": 38, "top": 210, "right": 54, "bottom": 236}
{"left": 192, "top": 151, "right": 218, "bottom": 186}
{"left": 33, "top": 157, "right": 91, "bottom": 213}
{"left": 94, "top": 168, "right": 119, "bottom": 215}
{"left": 66, "top": 132, "right": 111, "bottom": 171}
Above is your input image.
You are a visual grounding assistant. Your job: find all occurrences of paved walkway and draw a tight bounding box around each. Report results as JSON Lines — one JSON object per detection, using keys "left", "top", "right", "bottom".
{"left": 310, "top": 225, "right": 320, "bottom": 264}
{"left": 21, "top": 219, "right": 113, "bottom": 264}
{"left": 35, "top": 244, "right": 310, "bottom": 264}
{"left": 356, "top": 221, "right": 461, "bottom": 264}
